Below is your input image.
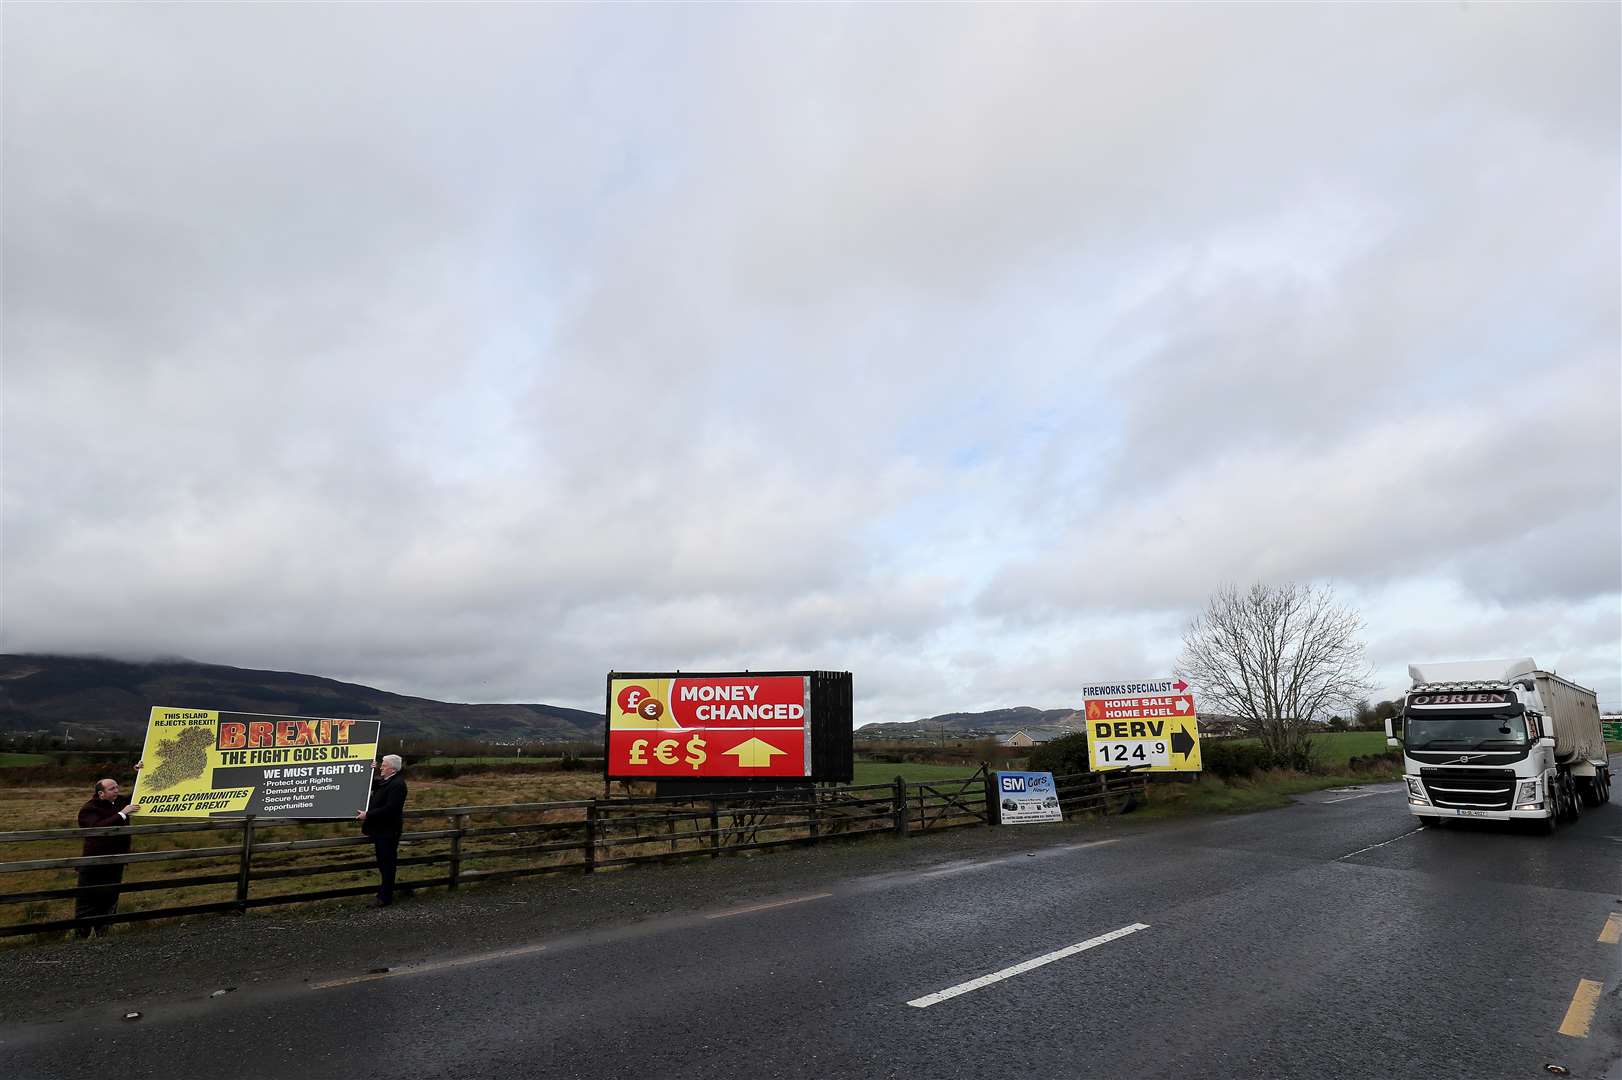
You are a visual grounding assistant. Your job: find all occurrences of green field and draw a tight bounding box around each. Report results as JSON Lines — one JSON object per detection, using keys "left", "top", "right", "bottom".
{"left": 1228, "top": 730, "right": 1393, "bottom": 768}
{"left": 417, "top": 755, "right": 572, "bottom": 765}
{"left": 850, "top": 760, "right": 987, "bottom": 786}
{"left": 0, "top": 753, "right": 50, "bottom": 767}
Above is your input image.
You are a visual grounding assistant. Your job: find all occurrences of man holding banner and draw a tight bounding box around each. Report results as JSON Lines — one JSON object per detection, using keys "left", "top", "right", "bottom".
{"left": 74, "top": 763, "right": 143, "bottom": 936}
{"left": 356, "top": 755, "right": 407, "bottom": 908}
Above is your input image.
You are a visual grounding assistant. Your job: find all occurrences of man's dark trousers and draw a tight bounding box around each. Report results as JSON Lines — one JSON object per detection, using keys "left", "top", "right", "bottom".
{"left": 74, "top": 865, "right": 125, "bottom": 935}
{"left": 371, "top": 834, "right": 400, "bottom": 904}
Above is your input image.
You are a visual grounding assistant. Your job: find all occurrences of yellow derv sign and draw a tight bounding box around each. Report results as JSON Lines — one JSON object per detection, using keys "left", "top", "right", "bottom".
{"left": 1081, "top": 678, "right": 1203, "bottom": 773}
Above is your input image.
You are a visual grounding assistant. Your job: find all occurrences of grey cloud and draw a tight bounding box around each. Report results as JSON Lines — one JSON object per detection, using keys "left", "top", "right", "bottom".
{"left": 4, "top": 6, "right": 1617, "bottom": 724}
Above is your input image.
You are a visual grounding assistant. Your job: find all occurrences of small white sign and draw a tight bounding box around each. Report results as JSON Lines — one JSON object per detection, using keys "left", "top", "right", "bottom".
{"left": 995, "top": 771, "right": 1063, "bottom": 824}
{"left": 1092, "top": 739, "right": 1170, "bottom": 769}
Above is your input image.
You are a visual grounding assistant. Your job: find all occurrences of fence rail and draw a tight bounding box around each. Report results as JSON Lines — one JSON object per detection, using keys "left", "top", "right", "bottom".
{"left": 0, "top": 767, "right": 1146, "bottom": 938}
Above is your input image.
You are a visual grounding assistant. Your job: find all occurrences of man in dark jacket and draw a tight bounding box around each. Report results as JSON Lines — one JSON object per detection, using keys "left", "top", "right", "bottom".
{"left": 356, "top": 754, "right": 407, "bottom": 907}
{"left": 75, "top": 768, "right": 141, "bottom": 936}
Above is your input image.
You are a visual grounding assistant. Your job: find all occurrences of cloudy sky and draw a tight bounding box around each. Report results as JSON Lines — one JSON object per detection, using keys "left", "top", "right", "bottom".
{"left": 4, "top": 4, "right": 1618, "bottom": 722}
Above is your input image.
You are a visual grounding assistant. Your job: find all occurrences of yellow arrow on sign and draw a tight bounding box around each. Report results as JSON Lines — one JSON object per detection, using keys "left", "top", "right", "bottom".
{"left": 723, "top": 738, "right": 787, "bottom": 768}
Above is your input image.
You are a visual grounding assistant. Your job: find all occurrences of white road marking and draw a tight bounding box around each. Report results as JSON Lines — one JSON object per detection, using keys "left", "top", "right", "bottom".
{"left": 1322, "top": 789, "right": 1401, "bottom": 804}
{"left": 311, "top": 943, "right": 548, "bottom": 990}
{"left": 906, "top": 923, "right": 1149, "bottom": 1008}
{"left": 1336, "top": 826, "right": 1425, "bottom": 861}
{"left": 917, "top": 838, "right": 1122, "bottom": 879}
{"left": 705, "top": 892, "right": 832, "bottom": 919}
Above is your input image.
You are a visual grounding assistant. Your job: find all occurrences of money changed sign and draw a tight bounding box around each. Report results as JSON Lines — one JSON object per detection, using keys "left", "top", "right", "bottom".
{"left": 131, "top": 706, "right": 380, "bottom": 819}
{"left": 605, "top": 671, "right": 854, "bottom": 782}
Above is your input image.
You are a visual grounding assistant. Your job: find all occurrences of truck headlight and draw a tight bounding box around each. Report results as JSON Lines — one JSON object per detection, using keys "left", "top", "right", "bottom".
{"left": 1406, "top": 778, "right": 1429, "bottom": 805}
{"left": 1517, "top": 780, "right": 1539, "bottom": 803}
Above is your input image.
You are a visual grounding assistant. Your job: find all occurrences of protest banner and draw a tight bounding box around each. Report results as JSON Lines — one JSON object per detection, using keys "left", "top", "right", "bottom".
{"left": 132, "top": 706, "right": 380, "bottom": 819}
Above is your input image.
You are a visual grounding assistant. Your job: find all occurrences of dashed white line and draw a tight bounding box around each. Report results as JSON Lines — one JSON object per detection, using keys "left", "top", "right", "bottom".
{"left": 1335, "top": 826, "right": 1425, "bottom": 861}
{"left": 1322, "top": 789, "right": 1400, "bottom": 804}
{"left": 906, "top": 923, "right": 1149, "bottom": 1008}
{"left": 311, "top": 943, "right": 549, "bottom": 989}
{"left": 705, "top": 893, "right": 832, "bottom": 919}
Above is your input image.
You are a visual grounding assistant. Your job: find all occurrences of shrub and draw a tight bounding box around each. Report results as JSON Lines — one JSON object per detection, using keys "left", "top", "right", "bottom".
{"left": 1199, "top": 740, "right": 1315, "bottom": 779}
{"left": 1025, "top": 733, "right": 1092, "bottom": 777}
{"left": 1347, "top": 750, "right": 1402, "bottom": 773}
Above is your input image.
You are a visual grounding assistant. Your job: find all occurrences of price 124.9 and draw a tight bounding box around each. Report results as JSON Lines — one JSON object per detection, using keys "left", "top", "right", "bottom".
{"left": 1093, "top": 740, "right": 1169, "bottom": 768}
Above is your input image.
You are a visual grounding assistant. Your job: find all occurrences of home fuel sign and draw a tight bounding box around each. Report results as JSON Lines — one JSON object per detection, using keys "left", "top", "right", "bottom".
{"left": 1081, "top": 678, "right": 1203, "bottom": 773}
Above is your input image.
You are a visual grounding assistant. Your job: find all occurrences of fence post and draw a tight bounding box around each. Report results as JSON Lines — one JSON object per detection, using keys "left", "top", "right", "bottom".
{"left": 584, "top": 802, "right": 598, "bottom": 872}
{"left": 809, "top": 790, "right": 820, "bottom": 843}
{"left": 448, "top": 813, "right": 465, "bottom": 889}
{"left": 235, "top": 815, "right": 255, "bottom": 911}
{"left": 709, "top": 799, "right": 721, "bottom": 857}
{"left": 892, "top": 776, "right": 909, "bottom": 838}
{"left": 983, "top": 768, "right": 1001, "bottom": 827}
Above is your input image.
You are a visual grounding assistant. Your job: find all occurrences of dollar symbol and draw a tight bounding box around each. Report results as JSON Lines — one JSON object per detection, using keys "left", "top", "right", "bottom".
{"left": 654, "top": 739, "right": 679, "bottom": 765}
{"left": 684, "top": 735, "right": 707, "bottom": 770}
{"left": 628, "top": 739, "right": 649, "bottom": 765}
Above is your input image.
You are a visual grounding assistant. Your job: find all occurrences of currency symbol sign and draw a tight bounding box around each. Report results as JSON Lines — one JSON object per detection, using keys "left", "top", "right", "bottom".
{"left": 684, "top": 735, "right": 707, "bottom": 770}
{"left": 654, "top": 739, "right": 679, "bottom": 765}
{"left": 628, "top": 739, "right": 649, "bottom": 765}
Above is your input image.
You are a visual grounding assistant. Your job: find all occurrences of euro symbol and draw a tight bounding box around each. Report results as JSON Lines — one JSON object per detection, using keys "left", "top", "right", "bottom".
{"left": 654, "top": 739, "right": 679, "bottom": 765}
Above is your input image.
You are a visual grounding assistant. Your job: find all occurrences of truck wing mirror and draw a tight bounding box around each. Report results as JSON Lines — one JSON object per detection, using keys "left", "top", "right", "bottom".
{"left": 1385, "top": 714, "right": 1399, "bottom": 749}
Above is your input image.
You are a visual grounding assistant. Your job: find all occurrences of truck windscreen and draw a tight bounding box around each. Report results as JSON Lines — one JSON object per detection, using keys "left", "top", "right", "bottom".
{"left": 1402, "top": 705, "right": 1527, "bottom": 751}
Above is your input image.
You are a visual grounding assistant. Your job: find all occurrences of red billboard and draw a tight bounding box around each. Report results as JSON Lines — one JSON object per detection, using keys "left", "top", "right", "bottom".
{"left": 606, "top": 674, "right": 811, "bottom": 779}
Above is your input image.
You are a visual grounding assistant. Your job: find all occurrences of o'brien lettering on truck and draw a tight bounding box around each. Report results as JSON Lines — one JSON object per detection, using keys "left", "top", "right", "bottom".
{"left": 1389, "top": 658, "right": 1611, "bottom": 834}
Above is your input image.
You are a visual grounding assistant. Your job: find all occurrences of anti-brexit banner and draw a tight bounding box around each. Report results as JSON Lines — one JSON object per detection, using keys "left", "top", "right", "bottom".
{"left": 131, "top": 706, "right": 380, "bottom": 819}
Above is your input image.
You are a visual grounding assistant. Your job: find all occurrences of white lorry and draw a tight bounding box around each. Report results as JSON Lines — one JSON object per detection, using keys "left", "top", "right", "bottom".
{"left": 1388, "top": 658, "right": 1610, "bottom": 832}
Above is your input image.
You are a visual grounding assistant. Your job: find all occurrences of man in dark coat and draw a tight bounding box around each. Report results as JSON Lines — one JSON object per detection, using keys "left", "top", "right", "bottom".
{"left": 75, "top": 769, "right": 141, "bottom": 936}
{"left": 356, "top": 754, "right": 407, "bottom": 907}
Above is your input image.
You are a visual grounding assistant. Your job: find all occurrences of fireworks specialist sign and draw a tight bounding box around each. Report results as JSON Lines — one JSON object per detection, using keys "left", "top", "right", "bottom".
{"left": 1081, "top": 678, "right": 1203, "bottom": 773}
{"left": 131, "top": 707, "right": 381, "bottom": 819}
{"left": 606, "top": 671, "right": 854, "bottom": 781}
{"left": 995, "top": 771, "right": 1063, "bottom": 824}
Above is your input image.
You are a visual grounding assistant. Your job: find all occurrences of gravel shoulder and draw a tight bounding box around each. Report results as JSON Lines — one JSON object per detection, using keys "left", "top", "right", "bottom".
{"left": 0, "top": 815, "right": 1158, "bottom": 1025}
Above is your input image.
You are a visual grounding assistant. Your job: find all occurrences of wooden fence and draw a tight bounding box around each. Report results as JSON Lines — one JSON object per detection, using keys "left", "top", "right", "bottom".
{"left": 0, "top": 768, "right": 1146, "bottom": 938}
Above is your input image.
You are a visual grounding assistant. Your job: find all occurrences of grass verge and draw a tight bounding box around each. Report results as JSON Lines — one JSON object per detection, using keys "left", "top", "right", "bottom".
{"left": 1134, "top": 765, "right": 1403, "bottom": 820}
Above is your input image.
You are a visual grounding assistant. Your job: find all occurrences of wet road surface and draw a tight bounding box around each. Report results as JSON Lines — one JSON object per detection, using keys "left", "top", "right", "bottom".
{"left": 5, "top": 778, "right": 1619, "bottom": 1080}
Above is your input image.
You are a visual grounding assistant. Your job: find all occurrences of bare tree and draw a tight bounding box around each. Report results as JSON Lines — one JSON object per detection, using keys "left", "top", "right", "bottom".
{"left": 1177, "top": 582, "right": 1374, "bottom": 764}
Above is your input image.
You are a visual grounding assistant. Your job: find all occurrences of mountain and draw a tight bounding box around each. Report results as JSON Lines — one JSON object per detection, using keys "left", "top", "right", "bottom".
{"left": 0, "top": 655, "right": 603, "bottom": 744}
{"left": 856, "top": 706, "right": 1080, "bottom": 739}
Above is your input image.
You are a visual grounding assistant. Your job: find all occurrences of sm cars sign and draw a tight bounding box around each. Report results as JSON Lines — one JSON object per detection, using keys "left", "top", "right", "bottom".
{"left": 605, "top": 671, "right": 853, "bottom": 782}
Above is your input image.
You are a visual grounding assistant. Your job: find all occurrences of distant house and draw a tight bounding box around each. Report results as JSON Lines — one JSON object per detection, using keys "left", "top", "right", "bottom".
{"left": 1197, "top": 716, "right": 1247, "bottom": 737}
{"left": 998, "top": 727, "right": 1079, "bottom": 747}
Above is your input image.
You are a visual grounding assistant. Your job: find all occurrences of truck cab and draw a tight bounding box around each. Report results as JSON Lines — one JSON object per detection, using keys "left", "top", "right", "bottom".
{"left": 1387, "top": 658, "right": 1610, "bottom": 833}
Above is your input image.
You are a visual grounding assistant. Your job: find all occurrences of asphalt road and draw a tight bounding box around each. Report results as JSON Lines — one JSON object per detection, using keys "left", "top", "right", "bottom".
{"left": 5, "top": 782, "right": 1619, "bottom": 1080}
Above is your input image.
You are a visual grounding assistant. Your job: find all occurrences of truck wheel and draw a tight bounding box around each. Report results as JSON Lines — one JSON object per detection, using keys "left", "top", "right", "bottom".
{"left": 1570, "top": 777, "right": 1585, "bottom": 820}
{"left": 1580, "top": 777, "right": 1603, "bottom": 808}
